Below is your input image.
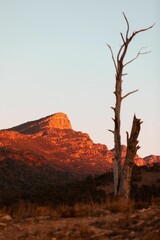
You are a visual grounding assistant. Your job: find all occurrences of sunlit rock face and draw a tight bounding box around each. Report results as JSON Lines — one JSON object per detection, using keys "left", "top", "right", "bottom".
{"left": 144, "top": 155, "right": 160, "bottom": 166}
{"left": 8, "top": 112, "right": 72, "bottom": 134}
{"left": 110, "top": 145, "right": 146, "bottom": 166}
{"left": 0, "top": 113, "right": 112, "bottom": 176}
{"left": 46, "top": 112, "right": 72, "bottom": 129}
{"left": 0, "top": 112, "right": 159, "bottom": 177}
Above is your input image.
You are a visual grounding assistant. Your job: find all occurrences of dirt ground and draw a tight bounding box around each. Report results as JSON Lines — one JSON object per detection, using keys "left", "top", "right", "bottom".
{"left": 0, "top": 206, "right": 160, "bottom": 240}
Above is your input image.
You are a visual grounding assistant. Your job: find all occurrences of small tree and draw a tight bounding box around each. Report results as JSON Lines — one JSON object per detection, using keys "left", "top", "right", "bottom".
{"left": 107, "top": 13, "right": 154, "bottom": 200}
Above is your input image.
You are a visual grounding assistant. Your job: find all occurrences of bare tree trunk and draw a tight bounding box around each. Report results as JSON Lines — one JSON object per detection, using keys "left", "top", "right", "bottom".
{"left": 118, "top": 115, "right": 142, "bottom": 199}
{"left": 113, "top": 75, "right": 122, "bottom": 195}
{"left": 107, "top": 13, "right": 153, "bottom": 198}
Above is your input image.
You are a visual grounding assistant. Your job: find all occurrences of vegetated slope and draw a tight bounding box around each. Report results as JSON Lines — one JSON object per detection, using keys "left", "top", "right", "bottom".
{"left": 1, "top": 112, "right": 157, "bottom": 177}
{"left": 0, "top": 112, "right": 160, "bottom": 206}
{"left": 0, "top": 158, "right": 160, "bottom": 207}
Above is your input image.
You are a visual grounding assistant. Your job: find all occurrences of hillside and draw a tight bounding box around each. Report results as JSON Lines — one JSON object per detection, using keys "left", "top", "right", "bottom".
{"left": 1, "top": 112, "right": 158, "bottom": 178}
{"left": 0, "top": 113, "right": 160, "bottom": 236}
{"left": 0, "top": 112, "right": 160, "bottom": 205}
{"left": 0, "top": 112, "right": 113, "bottom": 177}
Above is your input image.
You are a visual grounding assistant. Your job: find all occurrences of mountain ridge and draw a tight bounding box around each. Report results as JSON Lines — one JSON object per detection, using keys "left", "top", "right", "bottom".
{"left": 0, "top": 112, "right": 159, "bottom": 177}
{"left": 8, "top": 112, "right": 72, "bottom": 134}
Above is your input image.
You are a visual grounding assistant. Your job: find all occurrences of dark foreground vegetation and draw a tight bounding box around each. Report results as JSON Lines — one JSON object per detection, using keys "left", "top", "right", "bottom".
{"left": 0, "top": 158, "right": 160, "bottom": 210}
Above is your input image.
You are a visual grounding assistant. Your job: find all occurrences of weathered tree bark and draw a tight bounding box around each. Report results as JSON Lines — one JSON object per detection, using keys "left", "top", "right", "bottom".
{"left": 118, "top": 115, "right": 142, "bottom": 199}
{"left": 113, "top": 74, "right": 122, "bottom": 195}
{"left": 107, "top": 13, "right": 154, "bottom": 198}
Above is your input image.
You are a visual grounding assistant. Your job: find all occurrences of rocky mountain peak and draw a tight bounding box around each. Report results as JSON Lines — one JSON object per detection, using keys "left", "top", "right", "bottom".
{"left": 1, "top": 112, "right": 159, "bottom": 176}
{"left": 9, "top": 112, "right": 72, "bottom": 134}
{"left": 44, "top": 112, "right": 72, "bottom": 130}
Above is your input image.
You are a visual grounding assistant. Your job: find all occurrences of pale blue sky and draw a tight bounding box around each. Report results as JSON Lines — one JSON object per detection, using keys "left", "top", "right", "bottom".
{"left": 0, "top": 0, "right": 159, "bottom": 157}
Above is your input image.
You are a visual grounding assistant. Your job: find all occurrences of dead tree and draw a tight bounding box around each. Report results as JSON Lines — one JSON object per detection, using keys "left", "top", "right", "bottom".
{"left": 107, "top": 13, "right": 154, "bottom": 199}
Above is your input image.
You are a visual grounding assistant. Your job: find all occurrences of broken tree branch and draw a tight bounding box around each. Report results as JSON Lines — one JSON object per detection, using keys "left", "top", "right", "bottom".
{"left": 107, "top": 44, "right": 117, "bottom": 72}
{"left": 133, "top": 23, "right": 155, "bottom": 38}
{"left": 122, "top": 89, "right": 138, "bottom": 100}
{"left": 123, "top": 47, "right": 151, "bottom": 67}
{"left": 122, "top": 73, "right": 128, "bottom": 76}
{"left": 126, "top": 131, "right": 129, "bottom": 145}
{"left": 122, "top": 12, "right": 130, "bottom": 40}
{"left": 116, "top": 16, "right": 154, "bottom": 65}
{"left": 120, "top": 32, "right": 125, "bottom": 44}
{"left": 108, "top": 129, "right": 114, "bottom": 134}
{"left": 119, "top": 115, "right": 143, "bottom": 199}
{"left": 111, "top": 107, "right": 115, "bottom": 111}
{"left": 117, "top": 44, "right": 125, "bottom": 64}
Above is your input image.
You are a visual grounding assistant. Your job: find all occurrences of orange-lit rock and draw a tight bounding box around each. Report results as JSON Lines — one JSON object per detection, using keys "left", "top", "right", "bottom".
{"left": 110, "top": 145, "right": 146, "bottom": 166}
{"left": 0, "top": 113, "right": 111, "bottom": 176}
{"left": 0, "top": 112, "right": 159, "bottom": 177}
{"left": 8, "top": 112, "right": 72, "bottom": 134}
{"left": 144, "top": 155, "right": 160, "bottom": 166}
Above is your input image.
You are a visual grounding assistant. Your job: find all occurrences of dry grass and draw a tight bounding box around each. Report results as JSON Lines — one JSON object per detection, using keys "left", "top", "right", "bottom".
{"left": 0, "top": 201, "right": 100, "bottom": 219}
{"left": 104, "top": 197, "right": 135, "bottom": 213}
{"left": 79, "top": 224, "right": 94, "bottom": 239}
{"left": 1, "top": 201, "right": 58, "bottom": 220}
{"left": 57, "top": 202, "right": 100, "bottom": 218}
{"left": 1, "top": 197, "right": 159, "bottom": 220}
{"left": 151, "top": 197, "right": 160, "bottom": 207}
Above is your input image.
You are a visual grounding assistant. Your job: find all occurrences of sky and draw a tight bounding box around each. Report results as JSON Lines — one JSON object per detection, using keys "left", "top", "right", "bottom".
{"left": 0, "top": 0, "right": 159, "bottom": 157}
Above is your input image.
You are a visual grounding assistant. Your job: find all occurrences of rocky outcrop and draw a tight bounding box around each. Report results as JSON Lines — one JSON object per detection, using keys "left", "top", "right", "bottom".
{"left": 0, "top": 113, "right": 112, "bottom": 176}
{"left": 8, "top": 112, "right": 72, "bottom": 134}
{"left": 144, "top": 155, "right": 160, "bottom": 166}
{"left": 0, "top": 112, "right": 159, "bottom": 177}
{"left": 110, "top": 145, "right": 146, "bottom": 166}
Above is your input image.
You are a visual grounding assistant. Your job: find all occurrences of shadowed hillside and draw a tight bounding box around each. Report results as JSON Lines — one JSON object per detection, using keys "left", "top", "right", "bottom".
{"left": 0, "top": 113, "right": 160, "bottom": 207}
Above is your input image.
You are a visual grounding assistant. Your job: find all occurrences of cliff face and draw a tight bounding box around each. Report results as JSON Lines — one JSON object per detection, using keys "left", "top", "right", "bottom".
{"left": 8, "top": 112, "right": 72, "bottom": 134}
{"left": 0, "top": 113, "right": 112, "bottom": 176}
{"left": 0, "top": 112, "right": 159, "bottom": 177}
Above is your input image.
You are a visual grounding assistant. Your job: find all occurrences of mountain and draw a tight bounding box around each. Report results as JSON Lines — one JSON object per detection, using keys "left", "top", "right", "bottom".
{"left": 0, "top": 112, "right": 159, "bottom": 177}
{"left": 8, "top": 112, "right": 72, "bottom": 133}
{"left": 0, "top": 112, "right": 160, "bottom": 206}
{"left": 144, "top": 155, "right": 160, "bottom": 166}
{"left": 0, "top": 112, "right": 112, "bottom": 177}
{"left": 110, "top": 145, "right": 146, "bottom": 166}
